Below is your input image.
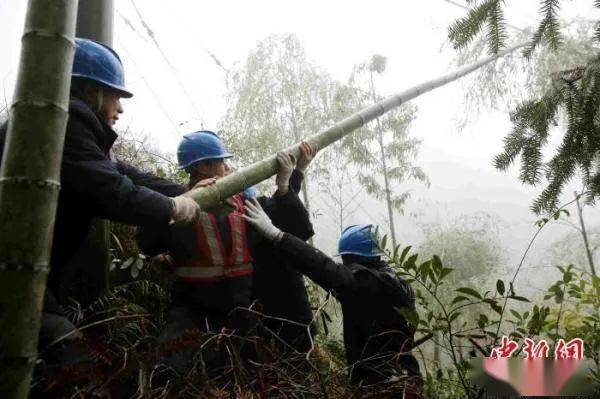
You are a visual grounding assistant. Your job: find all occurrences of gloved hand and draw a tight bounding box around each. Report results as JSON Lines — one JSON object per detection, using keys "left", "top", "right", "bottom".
{"left": 275, "top": 152, "right": 295, "bottom": 194}
{"left": 295, "top": 140, "right": 319, "bottom": 173}
{"left": 170, "top": 195, "right": 200, "bottom": 223}
{"left": 242, "top": 198, "right": 283, "bottom": 243}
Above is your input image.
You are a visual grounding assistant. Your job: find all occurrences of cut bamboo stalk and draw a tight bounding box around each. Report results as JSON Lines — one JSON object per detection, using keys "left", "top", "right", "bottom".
{"left": 191, "top": 43, "right": 525, "bottom": 208}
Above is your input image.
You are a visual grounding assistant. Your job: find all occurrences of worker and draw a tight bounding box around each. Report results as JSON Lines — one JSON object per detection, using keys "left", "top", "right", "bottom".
{"left": 242, "top": 202, "right": 422, "bottom": 392}
{"left": 251, "top": 140, "right": 318, "bottom": 352}
{"left": 136, "top": 131, "right": 316, "bottom": 369}
{"left": 0, "top": 38, "right": 199, "bottom": 353}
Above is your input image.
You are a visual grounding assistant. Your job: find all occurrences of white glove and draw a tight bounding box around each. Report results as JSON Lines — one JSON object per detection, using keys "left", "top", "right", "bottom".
{"left": 171, "top": 195, "right": 200, "bottom": 223}
{"left": 275, "top": 152, "right": 295, "bottom": 194}
{"left": 243, "top": 198, "right": 283, "bottom": 243}
{"left": 295, "top": 140, "right": 319, "bottom": 173}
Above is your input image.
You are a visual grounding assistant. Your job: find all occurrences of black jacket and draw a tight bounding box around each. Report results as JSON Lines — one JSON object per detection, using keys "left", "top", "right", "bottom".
{"left": 251, "top": 172, "right": 315, "bottom": 350}
{"left": 277, "top": 233, "right": 420, "bottom": 383}
{"left": 0, "top": 98, "right": 186, "bottom": 294}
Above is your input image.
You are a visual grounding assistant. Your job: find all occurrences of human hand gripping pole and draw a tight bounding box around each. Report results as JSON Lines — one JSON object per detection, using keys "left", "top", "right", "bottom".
{"left": 170, "top": 195, "right": 200, "bottom": 223}
{"left": 242, "top": 198, "right": 284, "bottom": 243}
{"left": 275, "top": 152, "right": 295, "bottom": 194}
{"left": 295, "top": 139, "right": 319, "bottom": 173}
{"left": 169, "top": 177, "right": 217, "bottom": 223}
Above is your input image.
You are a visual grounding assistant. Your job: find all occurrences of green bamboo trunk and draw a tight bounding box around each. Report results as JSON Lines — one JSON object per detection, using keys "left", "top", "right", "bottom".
{"left": 191, "top": 43, "right": 525, "bottom": 209}
{"left": 0, "top": 0, "right": 78, "bottom": 397}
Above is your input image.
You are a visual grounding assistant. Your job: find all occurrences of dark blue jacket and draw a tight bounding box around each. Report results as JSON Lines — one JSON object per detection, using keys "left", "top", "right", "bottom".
{"left": 0, "top": 98, "right": 186, "bottom": 294}
{"left": 277, "top": 233, "right": 420, "bottom": 383}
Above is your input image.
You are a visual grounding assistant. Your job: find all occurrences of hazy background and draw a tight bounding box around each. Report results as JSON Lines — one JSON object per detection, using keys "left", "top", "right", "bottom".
{"left": 2, "top": 0, "right": 598, "bottom": 295}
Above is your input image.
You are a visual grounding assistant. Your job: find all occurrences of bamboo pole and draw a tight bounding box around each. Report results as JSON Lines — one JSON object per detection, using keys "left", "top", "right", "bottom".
{"left": 75, "top": 0, "right": 113, "bottom": 44}
{"left": 0, "top": 1, "right": 78, "bottom": 397}
{"left": 62, "top": 0, "right": 115, "bottom": 306}
{"left": 191, "top": 43, "right": 525, "bottom": 208}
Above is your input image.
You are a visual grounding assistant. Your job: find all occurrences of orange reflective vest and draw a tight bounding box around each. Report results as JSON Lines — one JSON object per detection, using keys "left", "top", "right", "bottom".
{"left": 173, "top": 195, "right": 253, "bottom": 283}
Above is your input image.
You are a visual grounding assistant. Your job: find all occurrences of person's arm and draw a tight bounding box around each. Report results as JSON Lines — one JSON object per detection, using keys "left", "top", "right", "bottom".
{"left": 61, "top": 126, "right": 194, "bottom": 225}
{"left": 290, "top": 140, "right": 318, "bottom": 194}
{"left": 266, "top": 151, "right": 314, "bottom": 240}
{"left": 266, "top": 189, "right": 314, "bottom": 240}
{"left": 277, "top": 233, "right": 353, "bottom": 292}
{"left": 116, "top": 161, "right": 186, "bottom": 197}
{"left": 289, "top": 169, "right": 303, "bottom": 194}
{"left": 242, "top": 198, "right": 353, "bottom": 292}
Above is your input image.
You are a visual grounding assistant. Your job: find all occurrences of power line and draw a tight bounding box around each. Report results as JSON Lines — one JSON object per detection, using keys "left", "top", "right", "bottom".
{"left": 117, "top": 38, "right": 180, "bottom": 137}
{"left": 129, "top": 0, "right": 207, "bottom": 127}
{"left": 116, "top": 10, "right": 149, "bottom": 44}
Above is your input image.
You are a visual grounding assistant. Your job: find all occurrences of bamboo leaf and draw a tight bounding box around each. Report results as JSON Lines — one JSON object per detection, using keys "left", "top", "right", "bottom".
{"left": 456, "top": 287, "right": 482, "bottom": 299}
{"left": 439, "top": 267, "right": 454, "bottom": 281}
{"left": 399, "top": 246, "right": 412, "bottom": 264}
{"left": 509, "top": 295, "right": 530, "bottom": 302}
{"left": 451, "top": 295, "right": 470, "bottom": 306}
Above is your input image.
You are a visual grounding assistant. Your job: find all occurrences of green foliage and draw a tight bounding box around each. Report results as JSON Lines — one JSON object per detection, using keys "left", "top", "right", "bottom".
{"left": 388, "top": 239, "right": 599, "bottom": 397}
{"left": 341, "top": 55, "right": 428, "bottom": 246}
{"left": 417, "top": 213, "right": 506, "bottom": 283}
{"left": 449, "top": 3, "right": 600, "bottom": 214}
{"left": 113, "top": 128, "right": 185, "bottom": 183}
{"left": 523, "top": 0, "right": 563, "bottom": 58}
{"left": 448, "top": 0, "right": 564, "bottom": 57}
{"left": 546, "top": 225, "right": 600, "bottom": 270}
{"left": 448, "top": 0, "right": 506, "bottom": 55}
{"left": 494, "top": 56, "right": 600, "bottom": 213}
{"left": 389, "top": 243, "right": 530, "bottom": 398}
{"left": 219, "top": 34, "right": 349, "bottom": 172}
{"left": 345, "top": 55, "right": 428, "bottom": 211}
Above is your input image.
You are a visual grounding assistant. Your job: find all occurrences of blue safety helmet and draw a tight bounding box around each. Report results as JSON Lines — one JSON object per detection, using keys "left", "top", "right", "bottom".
{"left": 72, "top": 38, "right": 133, "bottom": 98}
{"left": 177, "top": 130, "right": 233, "bottom": 171}
{"left": 337, "top": 224, "right": 384, "bottom": 258}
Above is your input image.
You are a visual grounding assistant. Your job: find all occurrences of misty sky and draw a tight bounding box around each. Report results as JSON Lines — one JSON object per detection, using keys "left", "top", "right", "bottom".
{"left": 1, "top": 0, "right": 599, "bottom": 291}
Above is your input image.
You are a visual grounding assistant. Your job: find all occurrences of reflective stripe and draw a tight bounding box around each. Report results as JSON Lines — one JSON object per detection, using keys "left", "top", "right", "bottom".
{"left": 230, "top": 196, "right": 245, "bottom": 265}
{"left": 174, "top": 263, "right": 253, "bottom": 279}
{"left": 173, "top": 194, "right": 253, "bottom": 283}
{"left": 197, "top": 211, "right": 225, "bottom": 266}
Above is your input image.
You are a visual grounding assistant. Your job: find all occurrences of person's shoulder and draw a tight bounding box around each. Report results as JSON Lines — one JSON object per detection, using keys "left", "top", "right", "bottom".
{"left": 67, "top": 97, "right": 103, "bottom": 135}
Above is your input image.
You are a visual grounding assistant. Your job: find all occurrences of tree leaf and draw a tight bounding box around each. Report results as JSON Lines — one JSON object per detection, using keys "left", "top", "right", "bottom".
{"left": 431, "top": 254, "right": 443, "bottom": 272}
{"left": 456, "top": 287, "right": 482, "bottom": 299}
{"left": 496, "top": 279, "right": 505, "bottom": 296}
{"left": 120, "top": 257, "right": 134, "bottom": 270}
{"left": 439, "top": 267, "right": 454, "bottom": 281}
{"left": 399, "top": 246, "right": 412, "bottom": 264}
{"left": 509, "top": 295, "right": 530, "bottom": 302}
